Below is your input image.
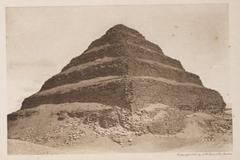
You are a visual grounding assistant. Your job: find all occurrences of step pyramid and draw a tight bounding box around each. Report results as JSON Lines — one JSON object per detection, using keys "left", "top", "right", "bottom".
{"left": 21, "top": 24, "right": 225, "bottom": 112}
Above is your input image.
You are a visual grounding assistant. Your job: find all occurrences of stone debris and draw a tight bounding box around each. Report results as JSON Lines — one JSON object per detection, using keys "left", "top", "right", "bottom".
{"left": 8, "top": 104, "right": 232, "bottom": 147}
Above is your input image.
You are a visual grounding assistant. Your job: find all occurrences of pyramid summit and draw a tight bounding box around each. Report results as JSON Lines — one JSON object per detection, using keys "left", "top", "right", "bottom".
{"left": 105, "top": 24, "right": 146, "bottom": 39}
{"left": 21, "top": 24, "right": 225, "bottom": 112}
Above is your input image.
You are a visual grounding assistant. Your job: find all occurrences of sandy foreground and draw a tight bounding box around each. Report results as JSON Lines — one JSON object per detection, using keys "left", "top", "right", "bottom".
{"left": 8, "top": 132, "right": 232, "bottom": 154}
{"left": 8, "top": 103, "right": 232, "bottom": 154}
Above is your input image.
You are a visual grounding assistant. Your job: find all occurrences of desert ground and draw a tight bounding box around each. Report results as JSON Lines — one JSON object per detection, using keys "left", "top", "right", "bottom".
{"left": 8, "top": 103, "right": 232, "bottom": 154}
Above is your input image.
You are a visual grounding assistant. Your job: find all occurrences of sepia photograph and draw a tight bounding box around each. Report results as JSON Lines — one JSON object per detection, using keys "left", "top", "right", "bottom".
{"left": 6, "top": 4, "right": 233, "bottom": 154}
{"left": 1, "top": 1, "right": 240, "bottom": 159}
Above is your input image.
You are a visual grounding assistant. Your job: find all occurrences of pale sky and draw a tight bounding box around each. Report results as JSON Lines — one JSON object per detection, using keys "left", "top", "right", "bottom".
{"left": 6, "top": 4, "right": 229, "bottom": 113}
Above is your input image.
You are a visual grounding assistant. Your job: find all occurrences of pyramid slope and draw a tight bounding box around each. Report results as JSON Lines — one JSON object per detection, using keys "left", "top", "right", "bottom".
{"left": 21, "top": 24, "right": 226, "bottom": 112}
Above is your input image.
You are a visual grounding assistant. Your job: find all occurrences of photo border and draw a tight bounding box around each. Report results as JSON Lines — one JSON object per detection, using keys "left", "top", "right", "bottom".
{"left": 0, "top": 0, "right": 239, "bottom": 159}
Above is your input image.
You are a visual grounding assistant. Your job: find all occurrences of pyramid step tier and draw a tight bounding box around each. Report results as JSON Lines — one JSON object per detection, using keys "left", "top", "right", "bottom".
{"left": 61, "top": 57, "right": 183, "bottom": 77}
{"left": 62, "top": 43, "right": 184, "bottom": 71}
{"left": 38, "top": 76, "right": 202, "bottom": 97}
{"left": 40, "top": 57, "right": 203, "bottom": 91}
{"left": 86, "top": 29, "right": 163, "bottom": 54}
{"left": 22, "top": 76, "right": 225, "bottom": 113}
